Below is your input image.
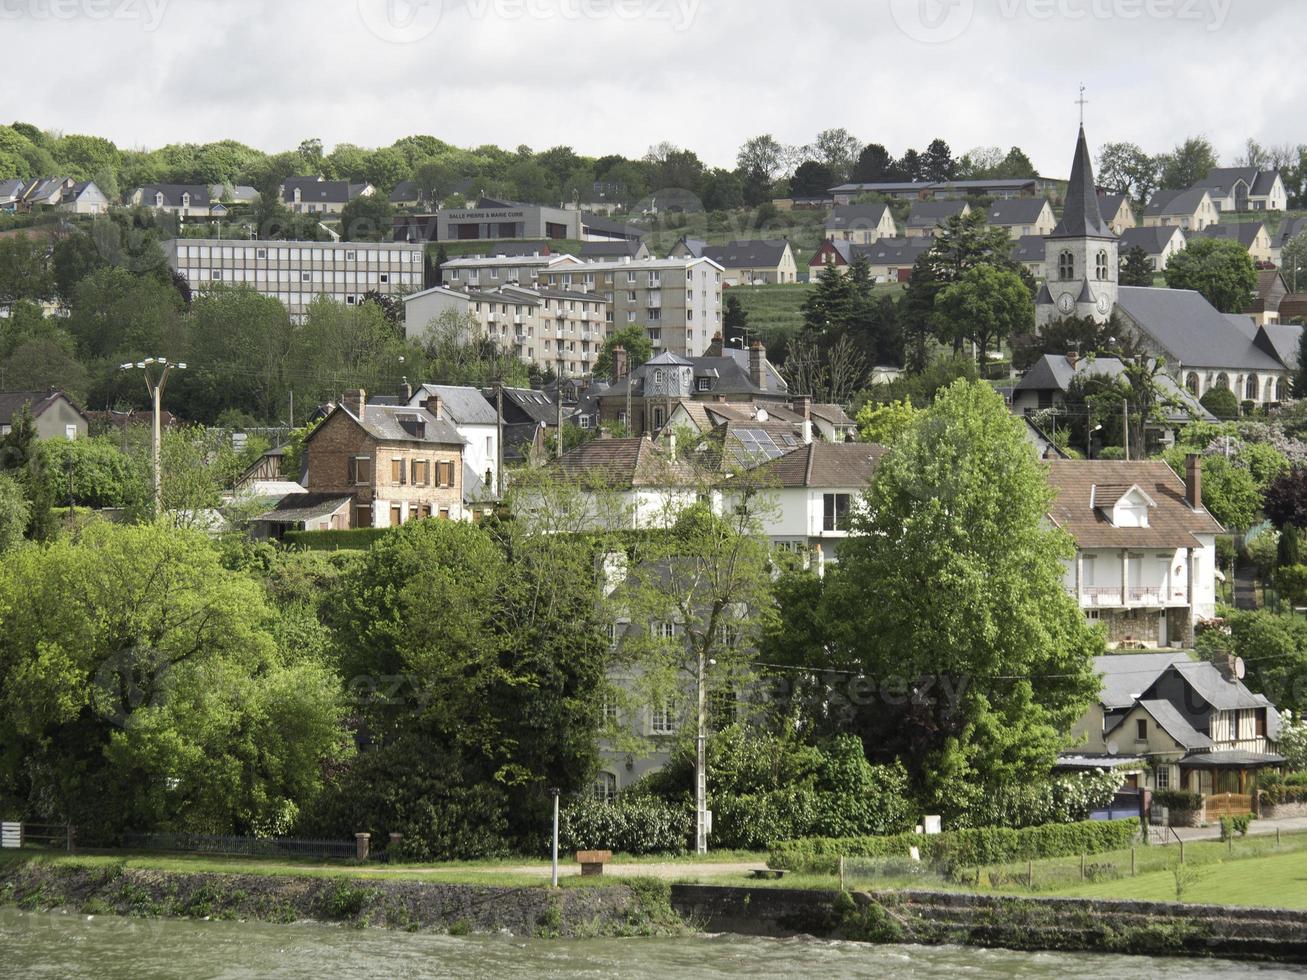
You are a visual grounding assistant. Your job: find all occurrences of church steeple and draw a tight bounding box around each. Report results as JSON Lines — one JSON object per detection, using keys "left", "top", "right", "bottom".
{"left": 1050, "top": 125, "right": 1114, "bottom": 240}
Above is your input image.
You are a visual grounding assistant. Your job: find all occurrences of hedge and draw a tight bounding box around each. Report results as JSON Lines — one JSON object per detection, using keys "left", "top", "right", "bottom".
{"left": 768, "top": 819, "right": 1140, "bottom": 873}
{"left": 559, "top": 797, "right": 692, "bottom": 855}
{"left": 710, "top": 787, "right": 914, "bottom": 850}
{"left": 283, "top": 528, "right": 389, "bottom": 551}
{"left": 1152, "top": 789, "right": 1203, "bottom": 812}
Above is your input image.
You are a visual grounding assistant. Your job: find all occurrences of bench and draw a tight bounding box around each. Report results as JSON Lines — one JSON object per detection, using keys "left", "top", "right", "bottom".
{"left": 749, "top": 869, "right": 787, "bottom": 880}
{"left": 576, "top": 850, "right": 612, "bottom": 876}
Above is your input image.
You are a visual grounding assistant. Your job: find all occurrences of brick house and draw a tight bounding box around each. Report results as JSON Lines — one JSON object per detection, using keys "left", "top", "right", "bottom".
{"left": 303, "top": 389, "right": 465, "bottom": 527}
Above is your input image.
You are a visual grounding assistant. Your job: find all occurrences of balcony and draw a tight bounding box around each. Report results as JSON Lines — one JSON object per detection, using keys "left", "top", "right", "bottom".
{"left": 513, "top": 314, "right": 525, "bottom": 325}
{"left": 1071, "top": 586, "right": 1189, "bottom": 609}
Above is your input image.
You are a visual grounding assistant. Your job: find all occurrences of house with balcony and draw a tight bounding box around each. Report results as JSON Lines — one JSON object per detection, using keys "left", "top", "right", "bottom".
{"left": 1045, "top": 458, "right": 1221, "bottom": 649}
{"left": 1067, "top": 652, "right": 1284, "bottom": 813}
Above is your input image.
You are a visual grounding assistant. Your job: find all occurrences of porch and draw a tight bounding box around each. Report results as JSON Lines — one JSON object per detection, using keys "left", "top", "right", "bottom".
{"left": 1180, "top": 750, "right": 1286, "bottom": 816}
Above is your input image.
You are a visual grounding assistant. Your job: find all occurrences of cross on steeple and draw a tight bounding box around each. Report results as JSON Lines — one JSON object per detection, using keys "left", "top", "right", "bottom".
{"left": 1077, "top": 84, "right": 1088, "bottom": 127}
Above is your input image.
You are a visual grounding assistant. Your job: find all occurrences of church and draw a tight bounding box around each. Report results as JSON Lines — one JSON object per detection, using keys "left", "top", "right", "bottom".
{"left": 1034, "top": 127, "right": 1300, "bottom": 407}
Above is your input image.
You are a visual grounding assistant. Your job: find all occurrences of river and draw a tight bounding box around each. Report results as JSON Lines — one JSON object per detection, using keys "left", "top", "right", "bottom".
{"left": 0, "top": 908, "right": 1302, "bottom": 979}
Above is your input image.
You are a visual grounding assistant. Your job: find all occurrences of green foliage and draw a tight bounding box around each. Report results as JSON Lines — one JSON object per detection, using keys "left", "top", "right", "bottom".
{"left": 283, "top": 528, "right": 389, "bottom": 551}
{"left": 39, "top": 437, "right": 137, "bottom": 509}
{"left": 1120, "top": 245, "right": 1156, "bottom": 287}
{"left": 956, "top": 769, "right": 1126, "bottom": 830}
{"left": 855, "top": 398, "right": 919, "bottom": 445}
{"left": 1199, "top": 386, "right": 1241, "bottom": 420}
{"left": 1152, "top": 789, "right": 1203, "bottom": 812}
{"left": 1162, "top": 449, "right": 1260, "bottom": 529}
{"left": 593, "top": 324, "right": 653, "bottom": 379}
{"left": 0, "top": 474, "right": 29, "bottom": 554}
{"left": 768, "top": 819, "right": 1139, "bottom": 874}
{"left": 932, "top": 263, "right": 1032, "bottom": 367}
{"left": 559, "top": 797, "right": 693, "bottom": 855}
{"left": 1164, "top": 237, "right": 1259, "bottom": 314}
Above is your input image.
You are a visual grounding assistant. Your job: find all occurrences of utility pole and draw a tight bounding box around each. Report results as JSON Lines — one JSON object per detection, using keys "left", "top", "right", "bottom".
{"left": 1122, "top": 397, "right": 1130, "bottom": 461}
{"left": 121, "top": 358, "right": 186, "bottom": 515}
{"left": 696, "top": 645, "right": 708, "bottom": 855}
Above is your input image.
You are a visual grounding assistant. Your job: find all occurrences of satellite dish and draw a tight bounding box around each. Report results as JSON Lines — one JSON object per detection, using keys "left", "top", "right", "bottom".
{"left": 755, "top": 409, "right": 769, "bottom": 423}
{"left": 1106, "top": 740, "right": 1119, "bottom": 756}
{"left": 1234, "top": 657, "right": 1246, "bottom": 680}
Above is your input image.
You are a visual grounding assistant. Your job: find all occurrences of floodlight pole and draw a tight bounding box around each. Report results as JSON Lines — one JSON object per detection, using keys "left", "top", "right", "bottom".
{"left": 121, "top": 358, "right": 187, "bottom": 516}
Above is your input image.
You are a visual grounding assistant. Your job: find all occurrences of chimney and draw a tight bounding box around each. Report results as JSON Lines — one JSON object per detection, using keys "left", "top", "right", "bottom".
{"left": 749, "top": 341, "right": 767, "bottom": 392}
{"left": 1066, "top": 350, "right": 1079, "bottom": 370}
{"left": 705, "top": 332, "right": 724, "bottom": 357}
{"left": 343, "top": 389, "right": 366, "bottom": 418}
{"left": 1186, "top": 453, "right": 1202, "bottom": 511}
{"left": 425, "top": 393, "right": 444, "bottom": 420}
{"left": 612, "top": 345, "right": 628, "bottom": 384}
{"left": 794, "top": 395, "right": 813, "bottom": 445}
{"left": 399, "top": 377, "right": 412, "bottom": 403}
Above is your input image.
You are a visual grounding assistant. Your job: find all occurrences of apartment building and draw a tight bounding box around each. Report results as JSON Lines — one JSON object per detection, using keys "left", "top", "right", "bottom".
{"left": 403, "top": 282, "right": 612, "bottom": 377}
{"left": 440, "top": 252, "right": 582, "bottom": 290}
{"left": 536, "top": 257, "right": 723, "bottom": 358}
{"left": 164, "top": 238, "right": 424, "bottom": 320}
{"left": 395, "top": 198, "right": 645, "bottom": 244}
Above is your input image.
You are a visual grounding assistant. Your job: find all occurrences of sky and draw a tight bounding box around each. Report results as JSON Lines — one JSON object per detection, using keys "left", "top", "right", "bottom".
{"left": 2, "top": 0, "right": 1304, "bottom": 175}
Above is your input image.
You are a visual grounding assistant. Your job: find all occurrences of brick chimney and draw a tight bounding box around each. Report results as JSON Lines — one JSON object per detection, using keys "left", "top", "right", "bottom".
{"left": 793, "top": 395, "right": 813, "bottom": 445}
{"left": 399, "top": 377, "right": 412, "bottom": 403}
{"left": 343, "top": 389, "right": 366, "bottom": 418}
{"left": 425, "top": 393, "right": 444, "bottom": 420}
{"left": 749, "top": 341, "right": 767, "bottom": 392}
{"left": 705, "top": 332, "right": 724, "bottom": 357}
{"left": 612, "top": 345, "right": 628, "bottom": 384}
{"left": 1186, "top": 453, "right": 1202, "bottom": 511}
{"left": 1066, "top": 350, "right": 1079, "bottom": 370}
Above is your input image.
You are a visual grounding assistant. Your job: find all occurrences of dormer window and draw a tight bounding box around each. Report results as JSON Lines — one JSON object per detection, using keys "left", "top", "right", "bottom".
{"left": 155, "top": 192, "right": 164, "bottom": 208}
{"left": 1096, "top": 485, "right": 1156, "bottom": 528}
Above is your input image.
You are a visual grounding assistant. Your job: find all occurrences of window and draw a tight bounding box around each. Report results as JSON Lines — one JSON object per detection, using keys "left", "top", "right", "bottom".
{"left": 390, "top": 503, "right": 402, "bottom": 526}
{"left": 412, "top": 459, "right": 430, "bottom": 486}
{"left": 1058, "top": 250, "right": 1075, "bottom": 281}
{"left": 348, "top": 455, "right": 373, "bottom": 485}
{"left": 439, "top": 507, "right": 451, "bottom": 520}
{"left": 391, "top": 458, "right": 406, "bottom": 485}
{"left": 1136, "top": 719, "right": 1148, "bottom": 741}
{"left": 696, "top": 377, "right": 711, "bottom": 392}
{"left": 593, "top": 772, "right": 618, "bottom": 802}
{"left": 64, "top": 424, "right": 78, "bottom": 441}
{"left": 256, "top": 248, "right": 268, "bottom": 260}
{"left": 1095, "top": 250, "right": 1109, "bottom": 281}
{"left": 651, "top": 702, "right": 677, "bottom": 735}
{"left": 651, "top": 622, "right": 676, "bottom": 641}
{"left": 604, "top": 623, "right": 620, "bottom": 647}
{"left": 1155, "top": 764, "right": 1170, "bottom": 790}
{"left": 354, "top": 503, "right": 373, "bottom": 528}
{"left": 823, "top": 493, "right": 851, "bottom": 532}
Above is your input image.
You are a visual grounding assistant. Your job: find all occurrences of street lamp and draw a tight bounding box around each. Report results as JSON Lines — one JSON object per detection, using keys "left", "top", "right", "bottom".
{"left": 1088, "top": 423, "right": 1103, "bottom": 460}
{"left": 120, "top": 358, "right": 186, "bottom": 516}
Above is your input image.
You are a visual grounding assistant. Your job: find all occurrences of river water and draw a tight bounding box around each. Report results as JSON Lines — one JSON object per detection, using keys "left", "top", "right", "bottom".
{"left": 0, "top": 908, "right": 1302, "bottom": 979}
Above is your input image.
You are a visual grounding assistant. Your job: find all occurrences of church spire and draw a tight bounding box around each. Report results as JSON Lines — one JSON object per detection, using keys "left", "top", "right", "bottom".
{"left": 1050, "top": 125, "right": 1114, "bottom": 240}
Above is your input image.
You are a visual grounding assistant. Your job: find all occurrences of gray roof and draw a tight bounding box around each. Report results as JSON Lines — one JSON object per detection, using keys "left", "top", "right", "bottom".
{"left": 605, "top": 348, "right": 788, "bottom": 400}
{"left": 494, "top": 387, "right": 560, "bottom": 425}
{"left": 1278, "top": 216, "right": 1307, "bottom": 248}
{"left": 988, "top": 198, "right": 1049, "bottom": 225}
{"left": 579, "top": 212, "right": 644, "bottom": 240}
{"left": 0, "top": 389, "right": 86, "bottom": 426}
{"left": 906, "top": 200, "right": 967, "bottom": 227}
{"left": 1015, "top": 354, "right": 1213, "bottom": 422}
{"left": 851, "top": 237, "right": 933, "bottom": 263}
{"left": 1051, "top": 127, "right": 1114, "bottom": 240}
{"left": 331, "top": 403, "right": 464, "bottom": 446}
{"left": 700, "top": 240, "right": 791, "bottom": 268}
{"left": 1098, "top": 193, "right": 1130, "bottom": 217}
{"left": 283, "top": 177, "right": 367, "bottom": 205}
{"left": 1116, "top": 286, "right": 1282, "bottom": 371}
{"left": 1119, "top": 225, "right": 1184, "bottom": 254}
{"left": 672, "top": 237, "right": 708, "bottom": 258}
{"left": 1136, "top": 700, "right": 1213, "bottom": 750}
{"left": 1193, "top": 167, "right": 1281, "bottom": 198}
{"left": 826, "top": 203, "right": 893, "bottom": 231}
{"left": 1200, "top": 222, "right": 1266, "bottom": 249}
{"left": 1145, "top": 188, "right": 1210, "bottom": 217}
{"left": 1179, "top": 750, "right": 1285, "bottom": 769}
{"left": 411, "top": 384, "right": 498, "bottom": 425}
{"left": 253, "top": 493, "right": 352, "bottom": 525}
{"left": 1256, "top": 322, "right": 1304, "bottom": 371}
{"left": 1093, "top": 653, "right": 1190, "bottom": 710}
{"left": 389, "top": 181, "right": 420, "bottom": 203}
{"left": 1011, "top": 234, "right": 1047, "bottom": 263}
{"left": 1162, "top": 660, "right": 1269, "bottom": 712}
{"left": 138, "top": 184, "right": 211, "bottom": 208}
{"left": 580, "top": 240, "right": 645, "bottom": 259}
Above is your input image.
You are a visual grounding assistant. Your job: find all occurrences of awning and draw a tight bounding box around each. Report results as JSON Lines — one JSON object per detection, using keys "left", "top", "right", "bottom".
{"left": 1178, "top": 751, "right": 1285, "bottom": 769}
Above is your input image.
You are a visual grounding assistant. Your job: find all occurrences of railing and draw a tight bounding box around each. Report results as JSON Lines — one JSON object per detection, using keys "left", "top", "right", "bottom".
{"left": 1072, "top": 587, "right": 1191, "bottom": 609}
{"left": 1205, "top": 793, "right": 1253, "bottom": 819}
{"left": 1082, "top": 587, "right": 1124, "bottom": 607}
{"left": 121, "top": 832, "right": 357, "bottom": 860}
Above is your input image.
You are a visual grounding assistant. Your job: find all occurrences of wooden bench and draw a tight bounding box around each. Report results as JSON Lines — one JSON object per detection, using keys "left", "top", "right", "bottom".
{"left": 749, "top": 869, "right": 787, "bottom": 880}
{"left": 576, "top": 850, "right": 612, "bottom": 876}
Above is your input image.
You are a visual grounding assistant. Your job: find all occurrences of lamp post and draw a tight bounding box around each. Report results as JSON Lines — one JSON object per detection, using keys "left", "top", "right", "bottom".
{"left": 120, "top": 358, "right": 186, "bottom": 515}
{"left": 1088, "top": 423, "right": 1103, "bottom": 460}
{"left": 548, "top": 788, "right": 560, "bottom": 888}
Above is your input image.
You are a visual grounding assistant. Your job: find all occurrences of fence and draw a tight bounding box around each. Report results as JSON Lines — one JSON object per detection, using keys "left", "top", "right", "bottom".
{"left": 120, "top": 832, "right": 357, "bottom": 861}
{"left": 0, "top": 822, "right": 73, "bottom": 851}
{"left": 1206, "top": 793, "right": 1254, "bottom": 819}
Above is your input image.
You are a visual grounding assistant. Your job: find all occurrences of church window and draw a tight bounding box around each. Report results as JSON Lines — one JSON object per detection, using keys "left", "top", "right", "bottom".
{"left": 1058, "top": 251, "right": 1075, "bottom": 281}
{"left": 1095, "top": 250, "right": 1109, "bottom": 281}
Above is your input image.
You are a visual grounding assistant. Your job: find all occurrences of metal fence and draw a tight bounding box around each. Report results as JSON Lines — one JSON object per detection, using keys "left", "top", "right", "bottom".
{"left": 120, "top": 832, "right": 356, "bottom": 861}
{"left": 0, "top": 822, "right": 73, "bottom": 851}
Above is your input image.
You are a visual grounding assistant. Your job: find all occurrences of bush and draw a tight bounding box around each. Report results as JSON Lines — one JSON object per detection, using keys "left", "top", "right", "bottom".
{"left": 283, "top": 528, "right": 389, "bottom": 551}
{"left": 559, "top": 797, "right": 692, "bottom": 855}
{"left": 709, "top": 780, "right": 916, "bottom": 850}
{"left": 957, "top": 770, "right": 1124, "bottom": 830}
{"left": 768, "top": 818, "right": 1139, "bottom": 874}
{"left": 1201, "top": 387, "right": 1241, "bottom": 420}
{"left": 1152, "top": 789, "right": 1203, "bottom": 812}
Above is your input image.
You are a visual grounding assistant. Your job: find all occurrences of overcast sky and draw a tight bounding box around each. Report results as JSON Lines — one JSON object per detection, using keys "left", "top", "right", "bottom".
{"left": 3, "top": 0, "right": 1302, "bottom": 174}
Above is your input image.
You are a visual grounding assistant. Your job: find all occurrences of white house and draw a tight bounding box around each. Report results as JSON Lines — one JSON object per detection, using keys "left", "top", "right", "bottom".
{"left": 407, "top": 384, "right": 501, "bottom": 501}
{"left": 1192, "top": 168, "right": 1288, "bottom": 214}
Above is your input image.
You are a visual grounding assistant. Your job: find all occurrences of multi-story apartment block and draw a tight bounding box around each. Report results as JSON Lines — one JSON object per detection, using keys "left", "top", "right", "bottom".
{"left": 164, "top": 239, "right": 425, "bottom": 321}
{"left": 440, "top": 252, "right": 582, "bottom": 290}
{"left": 394, "top": 198, "right": 644, "bottom": 244}
{"left": 536, "top": 257, "right": 723, "bottom": 358}
{"left": 403, "top": 283, "right": 612, "bottom": 377}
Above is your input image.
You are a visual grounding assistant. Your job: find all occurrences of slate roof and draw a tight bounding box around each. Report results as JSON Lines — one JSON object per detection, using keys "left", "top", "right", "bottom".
{"left": 580, "top": 240, "right": 645, "bottom": 259}
{"left": 605, "top": 348, "right": 788, "bottom": 401}
{"left": 850, "top": 237, "right": 933, "bottom": 264}
{"left": 1045, "top": 460, "right": 1224, "bottom": 546}
{"left": 389, "top": 181, "right": 420, "bottom": 203}
{"left": 1193, "top": 167, "right": 1281, "bottom": 198}
{"left": 1011, "top": 234, "right": 1048, "bottom": 264}
{"left": 826, "top": 203, "right": 893, "bottom": 231}
{"left": 411, "top": 385, "right": 498, "bottom": 425}
{"left": 732, "top": 441, "right": 885, "bottom": 489}
{"left": 1015, "top": 354, "right": 1212, "bottom": 423}
{"left": 253, "top": 493, "right": 353, "bottom": 525}
{"left": 1278, "top": 216, "right": 1307, "bottom": 248}
{"left": 1161, "top": 661, "right": 1271, "bottom": 712}
{"left": 1119, "top": 226, "right": 1185, "bottom": 254}
{"left": 1255, "top": 322, "right": 1304, "bottom": 371}
{"left": 579, "top": 212, "right": 645, "bottom": 240}
{"left": 1051, "top": 127, "right": 1114, "bottom": 240}
{"left": 0, "top": 389, "right": 85, "bottom": 426}
{"left": 988, "top": 198, "right": 1050, "bottom": 225}
{"left": 1145, "top": 188, "right": 1210, "bottom": 217}
{"left": 906, "top": 200, "right": 967, "bottom": 228}
{"left": 671, "top": 237, "right": 708, "bottom": 258}
{"left": 1200, "top": 222, "right": 1266, "bottom": 249}
{"left": 701, "top": 241, "right": 791, "bottom": 268}
{"left": 1098, "top": 193, "right": 1131, "bottom": 218}
{"left": 1178, "top": 750, "right": 1285, "bottom": 768}
{"left": 552, "top": 436, "right": 694, "bottom": 488}
{"left": 1093, "top": 653, "right": 1191, "bottom": 710}
{"left": 283, "top": 177, "right": 368, "bottom": 205}
{"left": 1115, "top": 286, "right": 1282, "bottom": 371}
{"left": 138, "top": 184, "right": 211, "bottom": 208}
{"left": 1136, "top": 700, "right": 1213, "bottom": 750}
{"left": 494, "top": 387, "right": 561, "bottom": 425}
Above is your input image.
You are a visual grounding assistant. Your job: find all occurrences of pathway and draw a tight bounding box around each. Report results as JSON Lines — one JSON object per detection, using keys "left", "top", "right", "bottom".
{"left": 1169, "top": 814, "right": 1307, "bottom": 842}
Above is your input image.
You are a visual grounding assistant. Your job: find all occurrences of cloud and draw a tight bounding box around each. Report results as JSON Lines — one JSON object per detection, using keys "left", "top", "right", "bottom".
{"left": 1, "top": 0, "right": 1300, "bottom": 173}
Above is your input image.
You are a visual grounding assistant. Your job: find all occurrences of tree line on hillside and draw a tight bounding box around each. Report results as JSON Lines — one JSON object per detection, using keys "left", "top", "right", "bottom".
{"left": 1097, "top": 135, "right": 1307, "bottom": 207}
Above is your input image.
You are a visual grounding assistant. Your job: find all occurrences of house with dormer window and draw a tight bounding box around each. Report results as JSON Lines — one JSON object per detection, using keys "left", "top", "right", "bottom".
{"left": 1045, "top": 458, "right": 1222, "bottom": 649}
{"left": 1192, "top": 168, "right": 1287, "bottom": 214}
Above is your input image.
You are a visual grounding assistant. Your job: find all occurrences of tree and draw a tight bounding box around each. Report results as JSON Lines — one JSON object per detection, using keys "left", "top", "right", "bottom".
{"left": 701, "top": 169, "right": 744, "bottom": 211}
{"left": 339, "top": 193, "right": 396, "bottom": 242}
{"left": 0, "top": 233, "right": 55, "bottom": 308}
{"left": 1265, "top": 468, "right": 1307, "bottom": 531}
{"left": 0, "top": 522, "right": 347, "bottom": 841}
{"left": 1013, "top": 312, "right": 1123, "bottom": 372}
{"left": 1164, "top": 237, "right": 1258, "bottom": 313}
{"left": 594, "top": 324, "right": 653, "bottom": 378}
{"left": 921, "top": 138, "right": 956, "bottom": 182}
{"left": 1158, "top": 136, "right": 1219, "bottom": 189}
{"left": 933, "top": 264, "right": 1032, "bottom": 368}
{"left": 65, "top": 265, "right": 184, "bottom": 363}
{"left": 851, "top": 143, "right": 897, "bottom": 183}
{"left": 1200, "top": 385, "right": 1241, "bottom": 420}
{"left": 814, "top": 128, "right": 861, "bottom": 184}
{"left": 0, "top": 473, "right": 29, "bottom": 555}
{"left": 1164, "top": 452, "right": 1260, "bottom": 529}
{"left": 0, "top": 406, "right": 53, "bottom": 541}
{"left": 813, "top": 381, "right": 1101, "bottom": 817}
{"left": 1096, "top": 142, "right": 1160, "bottom": 205}
{"left": 1120, "top": 244, "right": 1155, "bottom": 287}
{"left": 51, "top": 231, "right": 106, "bottom": 302}
{"left": 723, "top": 294, "right": 750, "bottom": 349}
{"left": 790, "top": 160, "right": 835, "bottom": 198}
{"left": 1282, "top": 231, "right": 1307, "bottom": 294}
{"left": 736, "top": 135, "right": 784, "bottom": 185}
{"left": 855, "top": 398, "right": 919, "bottom": 445}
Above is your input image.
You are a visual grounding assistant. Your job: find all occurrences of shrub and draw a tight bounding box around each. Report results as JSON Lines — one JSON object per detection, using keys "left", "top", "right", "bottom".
{"left": 957, "top": 770, "right": 1125, "bottom": 829}
{"left": 709, "top": 780, "right": 916, "bottom": 850}
{"left": 1201, "top": 387, "right": 1240, "bottom": 420}
{"left": 559, "top": 797, "right": 692, "bottom": 855}
{"left": 768, "top": 818, "right": 1139, "bottom": 874}
{"left": 283, "top": 528, "right": 389, "bottom": 551}
{"left": 1152, "top": 789, "right": 1203, "bottom": 812}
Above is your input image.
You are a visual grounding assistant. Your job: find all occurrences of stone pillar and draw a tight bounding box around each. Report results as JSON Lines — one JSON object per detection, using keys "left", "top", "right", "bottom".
{"left": 355, "top": 833, "right": 371, "bottom": 862}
